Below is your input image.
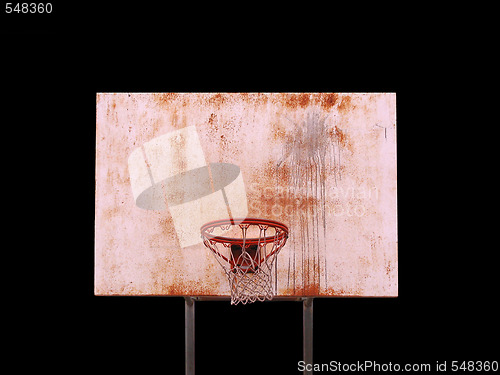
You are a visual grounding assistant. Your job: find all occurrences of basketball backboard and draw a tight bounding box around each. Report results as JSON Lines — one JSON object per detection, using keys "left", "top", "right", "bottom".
{"left": 95, "top": 93, "right": 397, "bottom": 298}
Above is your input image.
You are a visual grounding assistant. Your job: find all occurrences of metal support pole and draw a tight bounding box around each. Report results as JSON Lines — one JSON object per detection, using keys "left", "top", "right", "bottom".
{"left": 303, "top": 298, "right": 314, "bottom": 375}
{"left": 185, "top": 297, "right": 195, "bottom": 375}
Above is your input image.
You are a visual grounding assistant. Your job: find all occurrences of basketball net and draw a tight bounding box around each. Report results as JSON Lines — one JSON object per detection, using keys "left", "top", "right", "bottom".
{"left": 201, "top": 219, "right": 288, "bottom": 305}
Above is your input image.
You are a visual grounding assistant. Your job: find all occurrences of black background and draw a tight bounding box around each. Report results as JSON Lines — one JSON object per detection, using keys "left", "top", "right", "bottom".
{"left": 3, "top": 2, "right": 495, "bottom": 374}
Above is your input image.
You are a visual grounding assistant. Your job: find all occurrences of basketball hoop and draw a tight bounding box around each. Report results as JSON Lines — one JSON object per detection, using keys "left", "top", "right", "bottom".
{"left": 201, "top": 218, "right": 289, "bottom": 305}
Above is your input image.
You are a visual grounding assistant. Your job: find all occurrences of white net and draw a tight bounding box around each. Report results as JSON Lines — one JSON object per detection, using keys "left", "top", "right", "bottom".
{"left": 201, "top": 218, "right": 289, "bottom": 305}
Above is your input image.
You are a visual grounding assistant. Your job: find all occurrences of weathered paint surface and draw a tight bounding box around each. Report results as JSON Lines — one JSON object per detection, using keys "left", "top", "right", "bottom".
{"left": 95, "top": 93, "right": 397, "bottom": 297}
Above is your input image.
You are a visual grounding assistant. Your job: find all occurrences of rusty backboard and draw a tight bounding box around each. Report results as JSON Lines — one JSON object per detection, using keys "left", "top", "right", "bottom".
{"left": 95, "top": 93, "right": 397, "bottom": 297}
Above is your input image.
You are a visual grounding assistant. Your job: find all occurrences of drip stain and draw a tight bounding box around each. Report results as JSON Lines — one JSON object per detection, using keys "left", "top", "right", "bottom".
{"left": 276, "top": 108, "right": 345, "bottom": 294}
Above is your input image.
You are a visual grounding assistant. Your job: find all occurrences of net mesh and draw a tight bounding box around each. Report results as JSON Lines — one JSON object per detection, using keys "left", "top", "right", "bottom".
{"left": 201, "top": 218, "right": 288, "bottom": 305}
